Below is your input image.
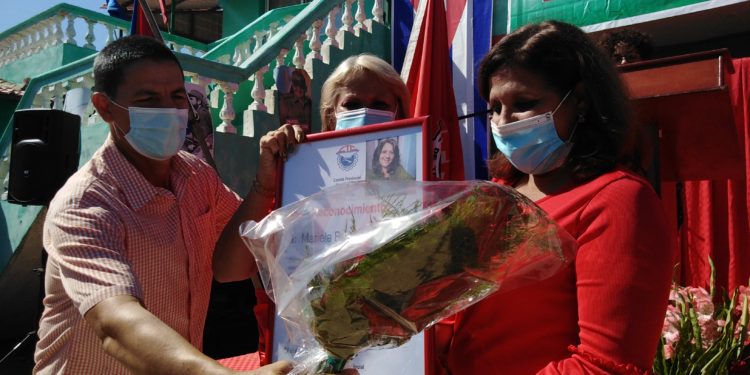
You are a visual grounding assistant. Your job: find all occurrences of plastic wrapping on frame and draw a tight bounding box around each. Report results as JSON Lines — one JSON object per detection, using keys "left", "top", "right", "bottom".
{"left": 240, "top": 180, "right": 577, "bottom": 374}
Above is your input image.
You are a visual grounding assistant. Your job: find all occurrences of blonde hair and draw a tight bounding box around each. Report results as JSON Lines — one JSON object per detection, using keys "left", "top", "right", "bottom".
{"left": 320, "top": 54, "right": 410, "bottom": 131}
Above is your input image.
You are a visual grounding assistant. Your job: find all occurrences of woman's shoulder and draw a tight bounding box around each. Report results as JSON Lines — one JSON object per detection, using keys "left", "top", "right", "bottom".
{"left": 393, "top": 164, "right": 415, "bottom": 180}
{"left": 538, "top": 168, "right": 664, "bottom": 232}
{"left": 578, "top": 169, "right": 667, "bottom": 228}
{"left": 570, "top": 168, "right": 656, "bottom": 202}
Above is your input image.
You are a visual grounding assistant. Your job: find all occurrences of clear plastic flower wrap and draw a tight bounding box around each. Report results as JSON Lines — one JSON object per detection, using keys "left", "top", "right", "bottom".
{"left": 240, "top": 180, "right": 576, "bottom": 374}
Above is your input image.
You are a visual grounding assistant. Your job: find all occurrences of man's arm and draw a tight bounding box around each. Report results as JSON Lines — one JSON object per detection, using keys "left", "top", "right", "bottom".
{"left": 85, "top": 295, "right": 293, "bottom": 375}
{"left": 213, "top": 125, "right": 305, "bottom": 282}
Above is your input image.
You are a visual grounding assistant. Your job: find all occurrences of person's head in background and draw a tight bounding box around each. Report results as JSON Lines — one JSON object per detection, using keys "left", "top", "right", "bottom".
{"left": 371, "top": 138, "right": 401, "bottom": 178}
{"left": 478, "top": 20, "right": 637, "bottom": 185}
{"left": 320, "top": 54, "right": 410, "bottom": 131}
{"left": 290, "top": 69, "right": 308, "bottom": 98}
{"left": 597, "top": 28, "right": 654, "bottom": 65}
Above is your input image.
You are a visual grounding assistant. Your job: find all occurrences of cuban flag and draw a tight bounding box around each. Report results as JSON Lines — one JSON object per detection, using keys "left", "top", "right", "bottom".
{"left": 394, "top": 0, "right": 493, "bottom": 180}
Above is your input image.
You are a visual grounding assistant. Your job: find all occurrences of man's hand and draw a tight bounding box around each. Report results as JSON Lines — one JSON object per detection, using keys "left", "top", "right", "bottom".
{"left": 86, "top": 295, "right": 237, "bottom": 374}
{"left": 256, "top": 124, "right": 306, "bottom": 194}
{"left": 213, "top": 124, "right": 306, "bottom": 283}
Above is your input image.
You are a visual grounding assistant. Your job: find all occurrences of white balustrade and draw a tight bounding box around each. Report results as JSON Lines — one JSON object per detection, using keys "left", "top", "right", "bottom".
{"left": 0, "top": 40, "right": 12, "bottom": 65}
{"left": 354, "top": 0, "right": 367, "bottom": 34}
{"left": 217, "top": 82, "right": 239, "bottom": 134}
{"left": 50, "top": 83, "right": 65, "bottom": 110}
{"left": 322, "top": 6, "right": 340, "bottom": 63}
{"left": 43, "top": 19, "right": 56, "bottom": 48}
{"left": 324, "top": 7, "right": 340, "bottom": 49}
{"left": 268, "top": 22, "right": 280, "bottom": 41}
{"left": 292, "top": 33, "right": 306, "bottom": 70}
{"left": 248, "top": 68, "right": 268, "bottom": 112}
{"left": 105, "top": 24, "right": 115, "bottom": 46}
{"left": 64, "top": 14, "right": 76, "bottom": 45}
{"left": 372, "top": 0, "right": 384, "bottom": 24}
{"left": 232, "top": 43, "right": 244, "bottom": 66}
{"left": 242, "top": 39, "right": 253, "bottom": 62}
{"left": 53, "top": 15, "right": 64, "bottom": 45}
{"left": 341, "top": 0, "right": 355, "bottom": 33}
{"left": 74, "top": 73, "right": 97, "bottom": 122}
{"left": 32, "top": 88, "right": 51, "bottom": 109}
{"left": 248, "top": 30, "right": 270, "bottom": 112}
{"left": 275, "top": 48, "right": 289, "bottom": 70}
{"left": 30, "top": 25, "right": 43, "bottom": 54}
{"left": 16, "top": 31, "right": 29, "bottom": 58}
{"left": 252, "top": 31, "right": 266, "bottom": 55}
{"left": 84, "top": 19, "right": 96, "bottom": 49}
{"left": 305, "top": 20, "right": 323, "bottom": 74}
{"left": 0, "top": 41, "right": 8, "bottom": 63}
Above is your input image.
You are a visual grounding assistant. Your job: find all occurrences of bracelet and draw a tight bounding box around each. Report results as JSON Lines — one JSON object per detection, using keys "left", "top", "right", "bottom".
{"left": 252, "top": 178, "right": 276, "bottom": 199}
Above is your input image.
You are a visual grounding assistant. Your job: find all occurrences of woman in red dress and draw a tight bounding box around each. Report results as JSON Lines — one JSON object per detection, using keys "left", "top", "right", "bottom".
{"left": 436, "top": 20, "right": 676, "bottom": 374}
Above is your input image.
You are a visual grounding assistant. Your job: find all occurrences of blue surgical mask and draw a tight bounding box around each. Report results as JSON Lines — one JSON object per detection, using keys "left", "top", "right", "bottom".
{"left": 491, "top": 90, "right": 576, "bottom": 175}
{"left": 110, "top": 100, "right": 189, "bottom": 161}
{"left": 335, "top": 107, "right": 396, "bottom": 130}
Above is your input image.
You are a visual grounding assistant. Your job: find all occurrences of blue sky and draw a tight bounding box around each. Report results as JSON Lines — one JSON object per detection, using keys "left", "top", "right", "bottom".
{"left": 0, "top": 1, "right": 108, "bottom": 34}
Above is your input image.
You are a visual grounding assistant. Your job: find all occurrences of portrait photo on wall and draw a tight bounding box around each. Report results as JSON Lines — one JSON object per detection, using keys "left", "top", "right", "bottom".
{"left": 365, "top": 136, "right": 417, "bottom": 181}
{"left": 183, "top": 82, "right": 214, "bottom": 161}
{"left": 278, "top": 68, "right": 313, "bottom": 133}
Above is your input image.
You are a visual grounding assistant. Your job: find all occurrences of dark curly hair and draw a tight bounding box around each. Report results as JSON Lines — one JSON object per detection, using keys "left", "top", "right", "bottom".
{"left": 478, "top": 20, "right": 639, "bottom": 185}
{"left": 597, "top": 29, "right": 654, "bottom": 64}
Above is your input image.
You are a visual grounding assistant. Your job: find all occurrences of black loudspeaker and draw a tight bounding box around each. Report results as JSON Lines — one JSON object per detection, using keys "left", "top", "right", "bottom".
{"left": 8, "top": 109, "right": 81, "bottom": 206}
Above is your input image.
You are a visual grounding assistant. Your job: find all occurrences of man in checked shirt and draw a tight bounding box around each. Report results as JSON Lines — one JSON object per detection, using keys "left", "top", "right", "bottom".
{"left": 33, "top": 35, "right": 302, "bottom": 375}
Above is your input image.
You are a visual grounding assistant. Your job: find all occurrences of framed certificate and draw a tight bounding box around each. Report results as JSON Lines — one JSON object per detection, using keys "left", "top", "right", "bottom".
{"left": 269, "top": 116, "right": 432, "bottom": 375}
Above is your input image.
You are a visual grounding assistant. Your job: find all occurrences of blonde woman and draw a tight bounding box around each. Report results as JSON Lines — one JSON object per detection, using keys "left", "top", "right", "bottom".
{"left": 320, "top": 54, "right": 411, "bottom": 131}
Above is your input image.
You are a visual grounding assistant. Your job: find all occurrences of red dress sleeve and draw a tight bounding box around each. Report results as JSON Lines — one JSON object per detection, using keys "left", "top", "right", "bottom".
{"left": 537, "top": 176, "right": 675, "bottom": 374}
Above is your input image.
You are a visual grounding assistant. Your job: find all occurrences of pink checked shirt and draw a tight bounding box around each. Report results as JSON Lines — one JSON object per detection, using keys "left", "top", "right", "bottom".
{"left": 34, "top": 136, "right": 242, "bottom": 374}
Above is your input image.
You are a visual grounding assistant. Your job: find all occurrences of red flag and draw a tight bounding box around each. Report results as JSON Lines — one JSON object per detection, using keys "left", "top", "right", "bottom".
{"left": 401, "top": 0, "right": 465, "bottom": 181}
{"left": 130, "top": 0, "right": 152, "bottom": 37}
{"left": 130, "top": 0, "right": 164, "bottom": 42}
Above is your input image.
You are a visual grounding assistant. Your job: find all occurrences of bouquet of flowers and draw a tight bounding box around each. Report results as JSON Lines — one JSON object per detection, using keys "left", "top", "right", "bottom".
{"left": 654, "top": 260, "right": 750, "bottom": 375}
{"left": 241, "top": 180, "right": 576, "bottom": 374}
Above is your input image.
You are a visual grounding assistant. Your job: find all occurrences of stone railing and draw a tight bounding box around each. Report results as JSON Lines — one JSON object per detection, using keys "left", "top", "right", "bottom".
{"left": 212, "top": 0, "right": 387, "bottom": 135}
{"left": 0, "top": 3, "right": 210, "bottom": 69}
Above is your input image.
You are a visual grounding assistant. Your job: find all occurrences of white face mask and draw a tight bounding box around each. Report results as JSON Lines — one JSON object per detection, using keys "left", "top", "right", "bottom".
{"left": 490, "top": 90, "right": 575, "bottom": 174}
{"left": 335, "top": 107, "right": 396, "bottom": 130}
{"left": 110, "top": 100, "right": 188, "bottom": 160}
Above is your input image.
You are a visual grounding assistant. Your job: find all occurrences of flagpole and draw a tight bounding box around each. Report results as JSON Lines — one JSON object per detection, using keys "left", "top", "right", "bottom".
{"left": 139, "top": 0, "right": 165, "bottom": 43}
{"left": 169, "top": 1, "right": 176, "bottom": 33}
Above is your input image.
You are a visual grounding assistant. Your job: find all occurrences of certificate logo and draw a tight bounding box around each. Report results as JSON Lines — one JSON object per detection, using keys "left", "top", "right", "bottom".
{"left": 336, "top": 144, "right": 359, "bottom": 171}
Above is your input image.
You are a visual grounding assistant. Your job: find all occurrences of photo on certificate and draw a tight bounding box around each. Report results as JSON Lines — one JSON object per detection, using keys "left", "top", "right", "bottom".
{"left": 271, "top": 118, "right": 430, "bottom": 374}
{"left": 365, "top": 137, "right": 417, "bottom": 181}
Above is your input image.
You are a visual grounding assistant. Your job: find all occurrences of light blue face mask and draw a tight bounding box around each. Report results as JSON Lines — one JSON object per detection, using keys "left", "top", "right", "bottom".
{"left": 110, "top": 100, "right": 189, "bottom": 161}
{"left": 335, "top": 107, "right": 396, "bottom": 130}
{"left": 491, "top": 90, "right": 576, "bottom": 175}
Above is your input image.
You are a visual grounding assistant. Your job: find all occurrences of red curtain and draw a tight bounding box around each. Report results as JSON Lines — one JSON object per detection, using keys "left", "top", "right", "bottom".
{"left": 679, "top": 57, "right": 750, "bottom": 293}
